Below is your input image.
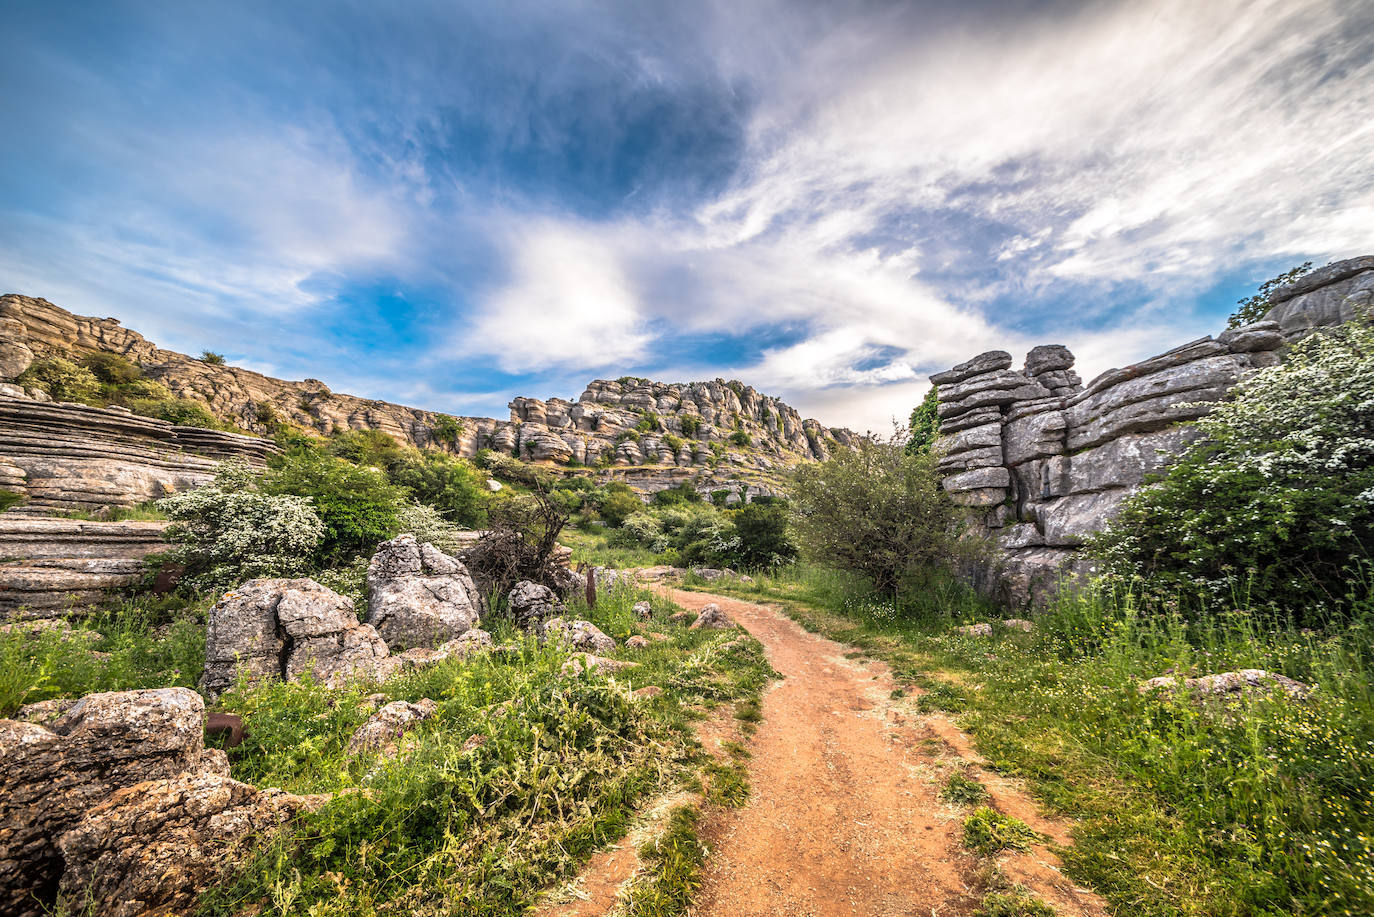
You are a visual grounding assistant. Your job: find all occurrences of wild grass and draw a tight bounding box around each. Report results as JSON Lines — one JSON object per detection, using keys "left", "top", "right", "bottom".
{"left": 621, "top": 805, "right": 707, "bottom": 916}
{"left": 963, "top": 806, "right": 1043, "bottom": 855}
{"left": 941, "top": 770, "right": 991, "bottom": 807}
{"left": 693, "top": 563, "right": 1374, "bottom": 917}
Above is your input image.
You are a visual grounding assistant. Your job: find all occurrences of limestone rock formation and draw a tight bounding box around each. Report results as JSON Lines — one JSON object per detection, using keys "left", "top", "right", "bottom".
{"left": 508, "top": 580, "right": 565, "bottom": 631}
{"left": 689, "top": 603, "right": 733, "bottom": 630}
{"left": 1139, "top": 669, "right": 1311, "bottom": 700}
{"left": 0, "top": 687, "right": 225, "bottom": 917}
{"left": 930, "top": 254, "right": 1374, "bottom": 608}
{"left": 365, "top": 535, "right": 484, "bottom": 651}
{"left": 200, "top": 578, "right": 392, "bottom": 699}
{"left": 56, "top": 772, "right": 326, "bottom": 917}
{"left": 541, "top": 617, "right": 617, "bottom": 653}
{"left": 2, "top": 293, "right": 855, "bottom": 499}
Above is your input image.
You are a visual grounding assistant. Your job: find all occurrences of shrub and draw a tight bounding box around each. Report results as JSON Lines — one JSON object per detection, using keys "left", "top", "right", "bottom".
{"left": 393, "top": 503, "right": 473, "bottom": 555}
{"left": 388, "top": 451, "right": 489, "bottom": 527}
{"left": 599, "top": 484, "right": 645, "bottom": 527}
{"left": 962, "top": 806, "right": 1042, "bottom": 855}
{"left": 650, "top": 482, "right": 701, "bottom": 507}
{"left": 432, "top": 413, "right": 464, "bottom": 445}
{"left": 1092, "top": 318, "right": 1374, "bottom": 623}
{"left": 199, "top": 350, "right": 226, "bottom": 364}
{"left": 328, "top": 429, "right": 404, "bottom": 467}
{"left": 16, "top": 357, "right": 100, "bottom": 404}
{"left": 907, "top": 386, "right": 940, "bottom": 454}
{"left": 79, "top": 351, "right": 142, "bottom": 385}
{"left": 634, "top": 414, "right": 660, "bottom": 434}
{"left": 679, "top": 415, "right": 702, "bottom": 437}
{"left": 731, "top": 501, "right": 798, "bottom": 569}
{"left": 1228, "top": 262, "right": 1313, "bottom": 328}
{"left": 662, "top": 433, "right": 684, "bottom": 453}
{"left": 263, "top": 449, "right": 406, "bottom": 563}
{"left": 158, "top": 462, "right": 324, "bottom": 592}
{"left": 0, "top": 489, "right": 26, "bottom": 513}
{"left": 463, "top": 488, "right": 568, "bottom": 598}
{"left": 790, "top": 429, "right": 969, "bottom": 595}
{"left": 127, "top": 396, "right": 225, "bottom": 430}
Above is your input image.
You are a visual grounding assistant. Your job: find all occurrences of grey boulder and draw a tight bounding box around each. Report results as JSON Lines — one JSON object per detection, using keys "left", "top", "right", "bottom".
{"left": 365, "top": 535, "right": 484, "bottom": 651}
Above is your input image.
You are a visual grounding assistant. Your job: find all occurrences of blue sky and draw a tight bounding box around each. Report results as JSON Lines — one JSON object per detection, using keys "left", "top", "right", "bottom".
{"left": 2, "top": 0, "right": 1372, "bottom": 431}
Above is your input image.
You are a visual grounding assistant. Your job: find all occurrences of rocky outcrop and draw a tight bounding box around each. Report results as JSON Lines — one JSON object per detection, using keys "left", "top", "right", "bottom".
{"left": 541, "top": 617, "right": 617, "bottom": 653}
{"left": 347, "top": 698, "right": 439, "bottom": 755}
{"left": 0, "top": 687, "right": 228, "bottom": 917}
{"left": 1139, "top": 669, "right": 1311, "bottom": 700}
{"left": 0, "top": 393, "right": 274, "bottom": 515}
{"left": 200, "top": 578, "right": 393, "bottom": 699}
{"left": 0, "top": 516, "right": 169, "bottom": 619}
{"left": 2, "top": 294, "right": 853, "bottom": 498}
{"left": 508, "top": 580, "right": 565, "bottom": 631}
{"left": 931, "top": 255, "right": 1374, "bottom": 607}
{"left": 689, "top": 603, "right": 733, "bottom": 630}
{"left": 364, "top": 535, "right": 484, "bottom": 651}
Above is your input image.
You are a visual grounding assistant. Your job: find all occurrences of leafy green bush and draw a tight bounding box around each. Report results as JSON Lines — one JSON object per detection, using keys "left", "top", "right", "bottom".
{"left": 79, "top": 351, "right": 141, "bottom": 385}
{"left": 16, "top": 356, "right": 101, "bottom": 403}
{"left": 0, "top": 489, "right": 25, "bottom": 513}
{"left": 432, "top": 413, "right": 464, "bottom": 445}
{"left": 729, "top": 430, "right": 751, "bottom": 448}
{"left": 158, "top": 462, "right": 324, "bottom": 592}
{"left": 907, "top": 386, "right": 940, "bottom": 454}
{"left": 731, "top": 501, "right": 798, "bottom": 569}
{"left": 598, "top": 484, "right": 645, "bottom": 527}
{"left": 1093, "top": 319, "right": 1374, "bottom": 623}
{"left": 264, "top": 449, "right": 406, "bottom": 563}
{"left": 650, "top": 482, "right": 701, "bottom": 507}
{"left": 127, "top": 396, "right": 226, "bottom": 430}
{"left": 387, "top": 450, "right": 489, "bottom": 526}
{"left": 393, "top": 503, "right": 474, "bottom": 555}
{"left": 199, "top": 350, "right": 226, "bottom": 364}
{"left": 679, "top": 415, "right": 702, "bottom": 437}
{"left": 962, "top": 806, "right": 1042, "bottom": 855}
{"left": 790, "top": 430, "right": 968, "bottom": 595}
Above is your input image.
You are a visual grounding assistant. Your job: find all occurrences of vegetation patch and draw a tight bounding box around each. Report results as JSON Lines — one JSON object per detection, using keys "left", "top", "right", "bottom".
{"left": 963, "top": 806, "right": 1043, "bottom": 856}
{"left": 621, "top": 805, "right": 707, "bottom": 916}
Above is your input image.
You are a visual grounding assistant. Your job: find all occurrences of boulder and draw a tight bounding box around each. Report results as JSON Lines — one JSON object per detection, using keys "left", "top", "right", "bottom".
{"left": 689, "top": 603, "right": 733, "bottom": 630}
{"left": 1140, "top": 669, "right": 1311, "bottom": 700}
{"left": 201, "top": 579, "right": 391, "bottom": 699}
{"left": 633, "top": 600, "right": 653, "bottom": 619}
{"left": 541, "top": 617, "right": 617, "bottom": 653}
{"left": 1023, "top": 344, "right": 1074, "bottom": 377}
{"left": 365, "top": 535, "right": 484, "bottom": 651}
{"left": 56, "top": 772, "right": 327, "bottom": 917}
{"left": 0, "top": 688, "right": 224, "bottom": 917}
{"left": 954, "top": 623, "right": 992, "bottom": 636}
{"left": 632, "top": 685, "right": 663, "bottom": 700}
{"left": 0, "top": 339, "right": 34, "bottom": 381}
{"left": 625, "top": 635, "right": 650, "bottom": 650}
{"left": 930, "top": 351, "right": 1013, "bottom": 386}
{"left": 1001, "top": 618, "right": 1034, "bottom": 632}
{"left": 508, "top": 580, "right": 565, "bottom": 631}
{"left": 347, "top": 699, "right": 439, "bottom": 755}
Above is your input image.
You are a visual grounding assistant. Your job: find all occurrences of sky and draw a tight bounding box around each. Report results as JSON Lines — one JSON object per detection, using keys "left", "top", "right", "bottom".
{"left": 2, "top": 0, "right": 1372, "bottom": 432}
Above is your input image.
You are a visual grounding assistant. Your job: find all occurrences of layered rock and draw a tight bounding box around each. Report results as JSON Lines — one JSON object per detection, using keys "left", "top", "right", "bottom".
{"left": 364, "top": 535, "right": 484, "bottom": 651}
{"left": 0, "top": 516, "right": 169, "bottom": 619}
{"left": 0, "top": 688, "right": 227, "bottom": 917}
{"left": 931, "top": 255, "right": 1374, "bottom": 607}
{"left": 507, "top": 580, "right": 564, "bottom": 631}
{"left": 3, "top": 294, "right": 855, "bottom": 497}
{"left": 0, "top": 392, "right": 273, "bottom": 515}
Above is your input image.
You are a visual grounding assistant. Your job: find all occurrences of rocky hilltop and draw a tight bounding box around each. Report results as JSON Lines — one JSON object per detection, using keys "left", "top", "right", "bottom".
{"left": 0, "top": 295, "right": 857, "bottom": 493}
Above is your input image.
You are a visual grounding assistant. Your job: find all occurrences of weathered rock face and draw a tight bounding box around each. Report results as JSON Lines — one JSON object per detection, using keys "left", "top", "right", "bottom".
{"left": 364, "top": 535, "right": 484, "bottom": 651}
{"left": 347, "top": 698, "right": 439, "bottom": 755}
{"left": 931, "top": 255, "right": 1374, "bottom": 607}
{"left": 200, "top": 578, "right": 392, "bottom": 699}
{"left": 541, "top": 617, "right": 617, "bottom": 653}
{"left": 0, "top": 392, "right": 274, "bottom": 515}
{"left": 0, "top": 687, "right": 225, "bottom": 917}
{"left": 56, "top": 771, "right": 326, "bottom": 917}
{"left": 0, "top": 516, "right": 170, "bottom": 620}
{"left": 508, "top": 580, "right": 565, "bottom": 631}
{"left": 2, "top": 294, "right": 854, "bottom": 498}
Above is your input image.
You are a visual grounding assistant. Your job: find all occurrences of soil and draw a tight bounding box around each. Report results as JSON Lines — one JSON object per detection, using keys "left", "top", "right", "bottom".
{"left": 539, "top": 589, "right": 1108, "bottom": 917}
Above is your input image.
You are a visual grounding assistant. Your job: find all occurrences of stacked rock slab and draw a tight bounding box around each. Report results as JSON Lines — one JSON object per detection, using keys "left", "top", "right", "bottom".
{"left": 932, "top": 255, "right": 1373, "bottom": 607}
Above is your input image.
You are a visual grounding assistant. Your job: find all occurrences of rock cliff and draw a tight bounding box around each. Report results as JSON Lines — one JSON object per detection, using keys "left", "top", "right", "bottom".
{"left": 930, "top": 255, "right": 1374, "bottom": 607}
{"left": 1, "top": 294, "right": 856, "bottom": 494}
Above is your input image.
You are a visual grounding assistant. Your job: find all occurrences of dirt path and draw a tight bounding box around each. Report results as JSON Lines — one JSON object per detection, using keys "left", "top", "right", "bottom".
{"left": 661, "top": 589, "right": 1106, "bottom": 917}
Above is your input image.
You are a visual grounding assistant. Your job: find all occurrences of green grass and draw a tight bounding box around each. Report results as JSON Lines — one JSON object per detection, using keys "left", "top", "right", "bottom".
{"left": 50, "top": 501, "right": 168, "bottom": 522}
{"left": 963, "top": 806, "right": 1044, "bottom": 855}
{"left": 975, "top": 890, "right": 1058, "bottom": 917}
{"left": 688, "top": 563, "right": 1374, "bottom": 917}
{"left": 622, "top": 805, "right": 707, "bottom": 916}
{"left": 941, "top": 770, "right": 991, "bottom": 807}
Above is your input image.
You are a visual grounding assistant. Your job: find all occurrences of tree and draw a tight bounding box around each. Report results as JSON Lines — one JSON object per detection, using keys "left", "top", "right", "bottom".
{"left": 1093, "top": 317, "right": 1374, "bottom": 624}
{"left": 907, "top": 386, "right": 940, "bottom": 454}
{"left": 790, "top": 430, "right": 966, "bottom": 595}
{"left": 1227, "top": 262, "right": 1313, "bottom": 328}
{"left": 597, "top": 483, "right": 644, "bottom": 527}
{"left": 731, "top": 501, "right": 798, "bottom": 569}
{"left": 263, "top": 449, "right": 406, "bottom": 563}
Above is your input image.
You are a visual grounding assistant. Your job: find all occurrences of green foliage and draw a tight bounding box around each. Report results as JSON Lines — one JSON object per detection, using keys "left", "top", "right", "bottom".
{"left": 393, "top": 503, "right": 473, "bottom": 555}
{"left": 0, "top": 596, "right": 207, "bottom": 716}
{"left": 327, "top": 428, "right": 404, "bottom": 467}
{"left": 1228, "top": 262, "right": 1313, "bottom": 328}
{"left": 599, "top": 484, "right": 645, "bottom": 527}
{"left": 650, "top": 482, "right": 702, "bottom": 507}
{"left": 199, "top": 350, "right": 226, "bottom": 364}
{"left": 662, "top": 433, "right": 684, "bottom": 453}
{"left": 264, "top": 449, "right": 406, "bottom": 564}
{"left": 0, "top": 489, "right": 25, "bottom": 513}
{"left": 387, "top": 450, "right": 489, "bottom": 526}
{"left": 940, "top": 770, "right": 990, "bottom": 806}
{"left": 1092, "top": 319, "right": 1374, "bottom": 624}
{"left": 728, "top": 430, "right": 752, "bottom": 448}
{"left": 679, "top": 415, "right": 702, "bottom": 437}
{"left": 790, "top": 430, "right": 969, "bottom": 595}
{"left": 158, "top": 461, "right": 324, "bottom": 591}
{"left": 975, "top": 892, "right": 1057, "bottom": 917}
{"left": 963, "top": 807, "right": 1043, "bottom": 855}
{"left": 907, "top": 386, "right": 941, "bottom": 454}
{"left": 79, "top": 351, "right": 141, "bottom": 385}
{"left": 432, "top": 413, "right": 465, "bottom": 444}
{"left": 16, "top": 356, "right": 101, "bottom": 403}
{"left": 635, "top": 413, "right": 661, "bottom": 434}
{"left": 127, "top": 396, "right": 227, "bottom": 430}
{"left": 730, "top": 501, "right": 798, "bottom": 569}
{"left": 623, "top": 805, "right": 707, "bottom": 916}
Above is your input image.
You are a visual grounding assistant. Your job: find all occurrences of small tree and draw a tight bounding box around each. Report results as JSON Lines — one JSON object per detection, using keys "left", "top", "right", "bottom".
{"left": 199, "top": 351, "right": 226, "bottom": 365}
{"left": 907, "top": 386, "right": 940, "bottom": 454}
{"left": 16, "top": 357, "right": 101, "bottom": 404}
{"left": 790, "top": 429, "right": 966, "bottom": 595}
{"left": 263, "top": 449, "right": 406, "bottom": 563}
{"left": 1227, "top": 262, "right": 1313, "bottom": 328}
{"left": 158, "top": 462, "right": 324, "bottom": 592}
{"left": 732, "top": 501, "right": 798, "bottom": 569}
